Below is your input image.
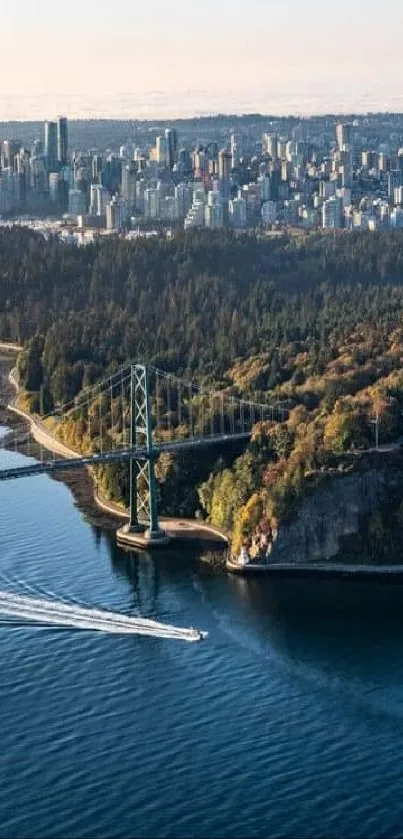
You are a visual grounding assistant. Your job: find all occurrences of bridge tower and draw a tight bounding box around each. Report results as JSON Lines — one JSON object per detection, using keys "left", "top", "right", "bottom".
{"left": 119, "top": 365, "right": 170, "bottom": 548}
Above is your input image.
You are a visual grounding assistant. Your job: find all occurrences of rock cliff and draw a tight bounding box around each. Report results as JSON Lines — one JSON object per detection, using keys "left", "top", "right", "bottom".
{"left": 270, "top": 465, "right": 403, "bottom": 563}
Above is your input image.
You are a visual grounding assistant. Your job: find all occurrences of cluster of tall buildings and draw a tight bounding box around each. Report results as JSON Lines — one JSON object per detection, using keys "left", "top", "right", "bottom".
{"left": 0, "top": 117, "right": 70, "bottom": 215}
{"left": 4, "top": 115, "right": 403, "bottom": 233}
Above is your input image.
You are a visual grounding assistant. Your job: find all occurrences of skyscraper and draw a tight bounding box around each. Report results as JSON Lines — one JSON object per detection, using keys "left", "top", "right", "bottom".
{"left": 322, "top": 196, "right": 342, "bottom": 229}
{"left": 57, "top": 117, "right": 68, "bottom": 166}
{"left": 336, "top": 122, "right": 352, "bottom": 150}
{"left": 1, "top": 140, "right": 20, "bottom": 170}
{"left": 121, "top": 162, "right": 137, "bottom": 209}
{"left": 165, "top": 128, "right": 178, "bottom": 169}
{"left": 264, "top": 134, "right": 278, "bottom": 159}
{"left": 44, "top": 121, "right": 57, "bottom": 169}
{"left": 156, "top": 136, "right": 167, "bottom": 165}
{"left": 90, "top": 184, "right": 110, "bottom": 217}
{"left": 92, "top": 155, "right": 103, "bottom": 182}
{"left": 218, "top": 149, "right": 232, "bottom": 199}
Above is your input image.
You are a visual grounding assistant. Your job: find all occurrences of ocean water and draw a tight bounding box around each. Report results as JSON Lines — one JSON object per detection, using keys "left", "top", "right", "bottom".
{"left": 1, "top": 435, "right": 403, "bottom": 837}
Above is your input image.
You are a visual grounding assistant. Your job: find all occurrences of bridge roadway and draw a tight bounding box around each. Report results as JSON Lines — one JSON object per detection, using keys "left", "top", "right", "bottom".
{"left": 0, "top": 432, "right": 251, "bottom": 482}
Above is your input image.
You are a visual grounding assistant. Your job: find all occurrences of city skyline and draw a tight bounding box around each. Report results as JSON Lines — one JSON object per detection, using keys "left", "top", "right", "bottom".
{"left": 3, "top": 111, "right": 403, "bottom": 237}
{"left": 2, "top": 0, "right": 403, "bottom": 120}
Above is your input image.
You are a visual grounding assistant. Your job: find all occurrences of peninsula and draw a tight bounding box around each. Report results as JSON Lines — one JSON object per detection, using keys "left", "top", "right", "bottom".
{"left": 2, "top": 226, "right": 403, "bottom": 567}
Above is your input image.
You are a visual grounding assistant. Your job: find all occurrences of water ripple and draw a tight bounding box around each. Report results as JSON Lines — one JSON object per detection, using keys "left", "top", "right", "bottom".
{"left": 3, "top": 449, "right": 403, "bottom": 836}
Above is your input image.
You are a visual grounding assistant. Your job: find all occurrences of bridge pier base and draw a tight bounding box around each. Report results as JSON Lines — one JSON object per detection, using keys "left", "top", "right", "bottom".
{"left": 116, "top": 524, "right": 171, "bottom": 549}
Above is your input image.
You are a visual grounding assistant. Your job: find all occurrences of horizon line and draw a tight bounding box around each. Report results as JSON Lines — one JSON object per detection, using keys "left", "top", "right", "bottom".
{"left": 2, "top": 109, "right": 403, "bottom": 124}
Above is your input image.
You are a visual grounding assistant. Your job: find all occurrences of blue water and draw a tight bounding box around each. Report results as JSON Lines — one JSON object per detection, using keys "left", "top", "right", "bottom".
{"left": 2, "top": 432, "right": 403, "bottom": 838}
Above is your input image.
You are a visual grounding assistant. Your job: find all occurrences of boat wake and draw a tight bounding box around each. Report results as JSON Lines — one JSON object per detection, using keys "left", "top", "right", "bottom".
{"left": 0, "top": 590, "right": 206, "bottom": 642}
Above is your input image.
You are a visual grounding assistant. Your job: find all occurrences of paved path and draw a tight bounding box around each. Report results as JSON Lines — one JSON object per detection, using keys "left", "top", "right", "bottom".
{"left": 0, "top": 342, "right": 23, "bottom": 352}
{"left": 7, "top": 371, "right": 80, "bottom": 459}
{"left": 6, "top": 372, "right": 228, "bottom": 545}
{"left": 95, "top": 491, "right": 227, "bottom": 542}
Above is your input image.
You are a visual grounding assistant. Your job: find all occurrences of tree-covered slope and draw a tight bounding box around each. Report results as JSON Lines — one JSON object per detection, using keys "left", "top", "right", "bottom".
{"left": 3, "top": 226, "right": 403, "bottom": 548}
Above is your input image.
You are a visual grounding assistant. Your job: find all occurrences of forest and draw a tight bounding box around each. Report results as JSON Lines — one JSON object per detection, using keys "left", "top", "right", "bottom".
{"left": 3, "top": 225, "right": 403, "bottom": 552}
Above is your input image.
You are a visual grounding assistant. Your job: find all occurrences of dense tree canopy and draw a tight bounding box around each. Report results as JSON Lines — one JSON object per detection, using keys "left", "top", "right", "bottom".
{"left": 3, "top": 226, "right": 403, "bottom": 548}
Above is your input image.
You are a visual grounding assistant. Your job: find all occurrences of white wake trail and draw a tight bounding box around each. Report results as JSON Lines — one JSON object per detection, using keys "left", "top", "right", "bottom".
{"left": 0, "top": 591, "right": 206, "bottom": 642}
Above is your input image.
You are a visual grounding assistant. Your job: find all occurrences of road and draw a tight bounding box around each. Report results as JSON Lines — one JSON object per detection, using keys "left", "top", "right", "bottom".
{"left": 7, "top": 370, "right": 80, "bottom": 459}
{"left": 5, "top": 370, "right": 228, "bottom": 544}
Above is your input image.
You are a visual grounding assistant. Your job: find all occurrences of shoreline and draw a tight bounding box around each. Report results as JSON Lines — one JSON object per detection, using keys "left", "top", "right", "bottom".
{"left": 5, "top": 346, "right": 403, "bottom": 578}
{"left": 2, "top": 357, "right": 229, "bottom": 548}
{"left": 226, "top": 557, "right": 403, "bottom": 579}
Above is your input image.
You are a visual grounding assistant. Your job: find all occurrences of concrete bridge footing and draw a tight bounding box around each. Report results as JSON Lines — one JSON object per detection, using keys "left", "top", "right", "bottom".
{"left": 116, "top": 524, "right": 171, "bottom": 549}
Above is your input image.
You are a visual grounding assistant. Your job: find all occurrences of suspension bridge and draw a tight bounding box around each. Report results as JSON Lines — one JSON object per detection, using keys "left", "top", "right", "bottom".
{"left": 0, "top": 363, "right": 287, "bottom": 546}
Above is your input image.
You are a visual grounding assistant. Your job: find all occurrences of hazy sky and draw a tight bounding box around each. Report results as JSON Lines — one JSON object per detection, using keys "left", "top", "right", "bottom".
{"left": 1, "top": 0, "right": 403, "bottom": 118}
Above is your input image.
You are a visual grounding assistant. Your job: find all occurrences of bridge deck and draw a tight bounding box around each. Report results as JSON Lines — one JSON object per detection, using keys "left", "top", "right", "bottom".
{"left": 0, "top": 432, "right": 251, "bottom": 481}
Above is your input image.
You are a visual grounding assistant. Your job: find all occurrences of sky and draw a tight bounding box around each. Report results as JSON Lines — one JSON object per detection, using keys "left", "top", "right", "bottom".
{"left": 1, "top": 0, "right": 403, "bottom": 119}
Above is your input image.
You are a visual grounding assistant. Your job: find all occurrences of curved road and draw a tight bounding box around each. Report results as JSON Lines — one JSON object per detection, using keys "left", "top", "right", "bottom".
{"left": 5, "top": 368, "right": 228, "bottom": 546}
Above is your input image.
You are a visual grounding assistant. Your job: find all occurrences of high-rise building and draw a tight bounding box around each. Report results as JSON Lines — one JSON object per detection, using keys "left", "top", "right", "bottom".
{"left": 165, "top": 128, "right": 178, "bottom": 169}
{"left": 258, "top": 175, "right": 271, "bottom": 201}
{"left": 394, "top": 186, "right": 403, "bottom": 205}
{"left": 336, "top": 187, "right": 352, "bottom": 209}
{"left": 144, "top": 188, "right": 160, "bottom": 218}
{"left": 388, "top": 170, "right": 403, "bottom": 200}
{"left": 90, "top": 184, "right": 110, "bottom": 217}
{"left": 177, "top": 148, "right": 192, "bottom": 175}
{"left": 30, "top": 157, "right": 47, "bottom": 193}
{"left": 218, "top": 149, "right": 232, "bottom": 199}
{"left": 121, "top": 162, "right": 137, "bottom": 209}
{"left": 319, "top": 180, "right": 336, "bottom": 200}
{"left": 281, "top": 160, "right": 292, "bottom": 182}
{"left": 57, "top": 117, "right": 68, "bottom": 166}
{"left": 229, "top": 197, "right": 247, "bottom": 228}
{"left": 336, "top": 122, "right": 352, "bottom": 150}
{"left": 261, "top": 201, "right": 277, "bottom": 225}
{"left": 277, "top": 139, "right": 287, "bottom": 160}
{"left": 160, "top": 196, "right": 177, "bottom": 221}
{"left": 156, "top": 136, "right": 167, "bottom": 166}
{"left": 92, "top": 155, "right": 103, "bottom": 182}
{"left": 362, "top": 150, "right": 376, "bottom": 169}
{"left": 184, "top": 198, "right": 205, "bottom": 229}
{"left": 44, "top": 121, "right": 58, "bottom": 169}
{"left": 193, "top": 147, "right": 207, "bottom": 179}
{"left": 264, "top": 134, "right": 278, "bottom": 159}
{"left": 106, "top": 196, "right": 123, "bottom": 230}
{"left": 103, "top": 155, "right": 122, "bottom": 194}
{"left": 135, "top": 178, "right": 147, "bottom": 212}
{"left": 378, "top": 152, "right": 390, "bottom": 173}
{"left": 205, "top": 190, "right": 223, "bottom": 229}
{"left": 230, "top": 134, "right": 242, "bottom": 168}
{"left": 322, "top": 196, "right": 342, "bottom": 229}
{"left": 174, "top": 183, "right": 193, "bottom": 217}
{"left": 1, "top": 140, "right": 20, "bottom": 170}
{"left": 31, "top": 139, "right": 44, "bottom": 158}
{"left": 390, "top": 207, "right": 403, "bottom": 228}
{"left": 49, "top": 172, "right": 61, "bottom": 205}
{"left": 208, "top": 142, "right": 219, "bottom": 166}
{"left": 68, "top": 188, "right": 87, "bottom": 216}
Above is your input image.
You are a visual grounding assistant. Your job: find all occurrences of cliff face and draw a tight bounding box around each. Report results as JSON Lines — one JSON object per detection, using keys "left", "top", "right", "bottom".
{"left": 270, "top": 467, "right": 403, "bottom": 564}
